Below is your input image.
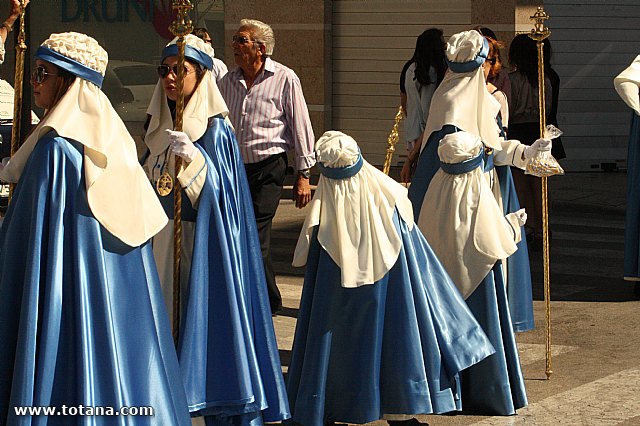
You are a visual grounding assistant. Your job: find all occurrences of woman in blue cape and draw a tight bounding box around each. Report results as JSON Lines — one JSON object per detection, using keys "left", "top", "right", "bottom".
{"left": 0, "top": 32, "right": 191, "bottom": 425}
{"left": 142, "top": 35, "right": 289, "bottom": 425}
{"left": 405, "top": 30, "right": 534, "bottom": 333}
{"left": 287, "top": 131, "right": 495, "bottom": 426}
{"left": 413, "top": 31, "right": 551, "bottom": 415}
{"left": 614, "top": 56, "right": 640, "bottom": 286}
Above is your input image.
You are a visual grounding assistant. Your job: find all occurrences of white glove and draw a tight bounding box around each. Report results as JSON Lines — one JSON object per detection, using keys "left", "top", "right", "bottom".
{"left": 524, "top": 138, "right": 552, "bottom": 159}
{"left": 166, "top": 129, "right": 199, "bottom": 163}
{"left": 0, "top": 157, "right": 10, "bottom": 173}
{"left": 514, "top": 208, "right": 527, "bottom": 227}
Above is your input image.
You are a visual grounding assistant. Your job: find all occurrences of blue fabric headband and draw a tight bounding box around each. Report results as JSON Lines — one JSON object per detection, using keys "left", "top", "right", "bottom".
{"left": 35, "top": 46, "right": 104, "bottom": 88}
{"left": 317, "top": 153, "right": 364, "bottom": 180}
{"left": 445, "top": 37, "right": 489, "bottom": 73}
{"left": 162, "top": 44, "right": 213, "bottom": 70}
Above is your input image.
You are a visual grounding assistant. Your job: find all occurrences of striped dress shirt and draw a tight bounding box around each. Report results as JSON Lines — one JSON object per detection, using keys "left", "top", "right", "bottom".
{"left": 219, "top": 58, "right": 316, "bottom": 171}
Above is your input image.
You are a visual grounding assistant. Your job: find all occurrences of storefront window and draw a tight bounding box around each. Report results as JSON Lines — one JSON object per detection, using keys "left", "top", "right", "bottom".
{"left": 1, "top": 0, "right": 225, "bottom": 138}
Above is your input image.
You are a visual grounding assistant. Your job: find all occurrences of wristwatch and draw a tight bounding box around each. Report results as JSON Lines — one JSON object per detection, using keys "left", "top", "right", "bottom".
{"left": 297, "top": 168, "right": 311, "bottom": 179}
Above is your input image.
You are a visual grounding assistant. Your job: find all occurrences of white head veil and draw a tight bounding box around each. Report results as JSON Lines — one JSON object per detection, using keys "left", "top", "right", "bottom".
{"left": 292, "top": 131, "right": 414, "bottom": 287}
{"left": 422, "top": 30, "right": 503, "bottom": 150}
{"left": 0, "top": 32, "right": 167, "bottom": 247}
{"left": 614, "top": 55, "right": 640, "bottom": 115}
{"left": 144, "top": 34, "right": 229, "bottom": 158}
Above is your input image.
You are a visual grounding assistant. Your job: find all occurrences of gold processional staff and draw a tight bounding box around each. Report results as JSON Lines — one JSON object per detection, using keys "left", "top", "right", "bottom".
{"left": 526, "top": 6, "right": 564, "bottom": 380}
{"left": 8, "top": 0, "right": 28, "bottom": 201}
{"left": 169, "top": 0, "right": 193, "bottom": 345}
{"left": 383, "top": 106, "right": 403, "bottom": 175}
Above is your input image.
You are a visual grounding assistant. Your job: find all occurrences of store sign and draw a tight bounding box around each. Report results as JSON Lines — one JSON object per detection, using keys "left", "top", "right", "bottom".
{"left": 61, "top": 0, "right": 155, "bottom": 23}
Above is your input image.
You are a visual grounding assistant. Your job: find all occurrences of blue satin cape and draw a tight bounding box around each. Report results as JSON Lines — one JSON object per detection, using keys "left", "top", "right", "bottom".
{"left": 409, "top": 126, "right": 534, "bottom": 333}
{"left": 625, "top": 112, "right": 640, "bottom": 279}
{"left": 168, "top": 118, "right": 290, "bottom": 425}
{"left": 286, "top": 212, "right": 495, "bottom": 426}
{"left": 495, "top": 165, "right": 534, "bottom": 332}
{"left": 0, "top": 134, "right": 191, "bottom": 425}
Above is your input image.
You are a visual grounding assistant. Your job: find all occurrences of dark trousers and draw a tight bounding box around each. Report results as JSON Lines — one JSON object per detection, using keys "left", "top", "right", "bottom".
{"left": 244, "top": 153, "right": 287, "bottom": 313}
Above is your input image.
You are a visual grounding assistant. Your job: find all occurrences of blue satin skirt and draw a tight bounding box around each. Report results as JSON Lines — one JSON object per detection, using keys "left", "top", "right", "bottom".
{"left": 286, "top": 213, "right": 495, "bottom": 426}
{"left": 0, "top": 135, "right": 191, "bottom": 425}
{"left": 495, "top": 165, "right": 534, "bottom": 332}
{"left": 625, "top": 112, "right": 640, "bottom": 279}
{"left": 460, "top": 262, "right": 528, "bottom": 415}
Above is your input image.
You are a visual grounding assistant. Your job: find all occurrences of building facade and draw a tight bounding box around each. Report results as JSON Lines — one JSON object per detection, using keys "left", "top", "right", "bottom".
{"left": 1, "top": 0, "right": 637, "bottom": 171}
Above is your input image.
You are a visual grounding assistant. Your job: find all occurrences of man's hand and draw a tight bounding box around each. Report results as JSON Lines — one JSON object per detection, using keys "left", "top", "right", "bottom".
{"left": 293, "top": 174, "right": 311, "bottom": 209}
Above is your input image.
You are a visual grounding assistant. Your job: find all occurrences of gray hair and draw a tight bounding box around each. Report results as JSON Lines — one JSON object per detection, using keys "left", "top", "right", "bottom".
{"left": 240, "top": 18, "right": 275, "bottom": 56}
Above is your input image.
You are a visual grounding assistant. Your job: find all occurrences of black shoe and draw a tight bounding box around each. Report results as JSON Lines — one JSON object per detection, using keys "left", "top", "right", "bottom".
{"left": 388, "top": 419, "right": 429, "bottom": 426}
{"left": 270, "top": 303, "right": 282, "bottom": 316}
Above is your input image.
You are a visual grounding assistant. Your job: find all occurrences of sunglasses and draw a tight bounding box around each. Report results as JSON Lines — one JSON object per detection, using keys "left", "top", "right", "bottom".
{"left": 232, "top": 35, "right": 255, "bottom": 45}
{"left": 31, "top": 66, "right": 58, "bottom": 84}
{"left": 486, "top": 57, "right": 497, "bottom": 65}
{"left": 157, "top": 64, "right": 195, "bottom": 79}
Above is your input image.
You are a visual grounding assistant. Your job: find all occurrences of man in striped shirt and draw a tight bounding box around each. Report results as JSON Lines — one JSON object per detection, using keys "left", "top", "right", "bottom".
{"left": 219, "top": 18, "right": 316, "bottom": 314}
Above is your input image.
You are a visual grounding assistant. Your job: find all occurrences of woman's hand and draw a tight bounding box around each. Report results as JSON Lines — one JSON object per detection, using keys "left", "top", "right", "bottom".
{"left": 400, "top": 151, "right": 418, "bottom": 183}
{"left": 401, "top": 136, "right": 423, "bottom": 183}
{"left": 8, "top": 0, "right": 27, "bottom": 23}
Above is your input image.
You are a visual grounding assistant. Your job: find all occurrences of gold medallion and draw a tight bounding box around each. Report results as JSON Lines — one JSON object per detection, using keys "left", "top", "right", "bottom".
{"left": 156, "top": 172, "right": 173, "bottom": 197}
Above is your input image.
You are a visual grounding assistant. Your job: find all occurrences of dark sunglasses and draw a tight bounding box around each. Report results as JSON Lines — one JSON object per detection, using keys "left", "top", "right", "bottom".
{"left": 157, "top": 64, "right": 195, "bottom": 79}
{"left": 487, "top": 57, "right": 497, "bottom": 65}
{"left": 232, "top": 35, "right": 254, "bottom": 45}
{"left": 31, "top": 66, "right": 58, "bottom": 84}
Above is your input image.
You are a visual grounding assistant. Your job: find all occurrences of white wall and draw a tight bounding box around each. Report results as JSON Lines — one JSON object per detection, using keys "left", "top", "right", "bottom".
{"left": 332, "top": 0, "right": 471, "bottom": 165}
{"left": 544, "top": 0, "right": 640, "bottom": 171}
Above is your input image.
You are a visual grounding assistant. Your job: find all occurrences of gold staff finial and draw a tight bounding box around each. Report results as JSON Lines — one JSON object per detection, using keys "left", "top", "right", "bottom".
{"left": 530, "top": 6, "right": 551, "bottom": 42}
{"left": 8, "top": 0, "right": 28, "bottom": 201}
{"left": 383, "top": 106, "right": 404, "bottom": 175}
{"left": 169, "top": 0, "right": 193, "bottom": 345}
{"left": 528, "top": 4, "right": 557, "bottom": 381}
{"left": 170, "top": 0, "right": 194, "bottom": 39}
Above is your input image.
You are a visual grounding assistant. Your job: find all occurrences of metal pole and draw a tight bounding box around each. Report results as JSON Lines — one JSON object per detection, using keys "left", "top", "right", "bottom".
{"left": 529, "top": 5, "right": 553, "bottom": 380}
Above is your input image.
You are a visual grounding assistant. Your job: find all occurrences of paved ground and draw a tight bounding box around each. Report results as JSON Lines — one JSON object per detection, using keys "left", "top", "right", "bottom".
{"left": 269, "top": 171, "right": 640, "bottom": 425}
